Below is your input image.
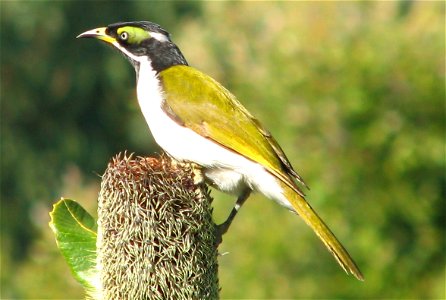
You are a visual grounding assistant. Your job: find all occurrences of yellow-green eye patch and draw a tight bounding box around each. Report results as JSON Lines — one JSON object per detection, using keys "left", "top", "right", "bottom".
{"left": 117, "top": 26, "right": 150, "bottom": 44}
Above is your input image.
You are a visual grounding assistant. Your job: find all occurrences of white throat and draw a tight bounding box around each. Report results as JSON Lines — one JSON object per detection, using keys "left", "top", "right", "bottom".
{"left": 135, "top": 59, "right": 167, "bottom": 143}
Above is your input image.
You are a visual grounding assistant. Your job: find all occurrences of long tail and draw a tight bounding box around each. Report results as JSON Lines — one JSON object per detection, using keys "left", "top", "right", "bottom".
{"left": 280, "top": 181, "right": 364, "bottom": 281}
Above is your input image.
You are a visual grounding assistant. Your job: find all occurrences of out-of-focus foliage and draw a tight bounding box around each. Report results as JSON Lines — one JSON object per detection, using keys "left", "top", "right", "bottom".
{"left": 1, "top": 1, "right": 444, "bottom": 299}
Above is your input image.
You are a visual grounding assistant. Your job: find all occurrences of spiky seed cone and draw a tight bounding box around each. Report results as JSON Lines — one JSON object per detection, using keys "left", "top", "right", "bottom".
{"left": 96, "top": 154, "right": 219, "bottom": 300}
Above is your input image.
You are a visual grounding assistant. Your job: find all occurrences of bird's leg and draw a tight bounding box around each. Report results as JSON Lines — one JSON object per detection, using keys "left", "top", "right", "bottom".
{"left": 216, "top": 189, "right": 251, "bottom": 244}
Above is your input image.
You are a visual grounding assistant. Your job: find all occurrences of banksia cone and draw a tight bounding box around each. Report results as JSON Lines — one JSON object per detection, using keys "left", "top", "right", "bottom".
{"left": 96, "top": 154, "right": 219, "bottom": 300}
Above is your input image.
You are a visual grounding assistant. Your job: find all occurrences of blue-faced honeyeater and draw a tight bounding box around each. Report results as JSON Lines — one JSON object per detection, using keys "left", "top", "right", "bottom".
{"left": 78, "top": 21, "right": 363, "bottom": 281}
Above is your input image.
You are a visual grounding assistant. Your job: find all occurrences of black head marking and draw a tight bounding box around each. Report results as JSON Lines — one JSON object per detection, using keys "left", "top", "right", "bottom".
{"left": 105, "top": 21, "right": 188, "bottom": 73}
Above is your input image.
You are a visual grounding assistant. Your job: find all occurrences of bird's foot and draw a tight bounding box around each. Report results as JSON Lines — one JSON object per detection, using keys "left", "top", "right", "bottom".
{"left": 215, "top": 221, "right": 231, "bottom": 246}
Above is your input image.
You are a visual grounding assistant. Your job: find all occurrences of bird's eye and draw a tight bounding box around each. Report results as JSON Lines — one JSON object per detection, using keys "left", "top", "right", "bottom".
{"left": 120, "top": 31, "right": 129, "bottom": 41}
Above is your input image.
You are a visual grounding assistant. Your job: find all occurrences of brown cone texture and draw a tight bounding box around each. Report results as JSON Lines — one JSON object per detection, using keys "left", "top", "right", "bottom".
{"left": 96, "top": 154, "right": 219, "bottom": 300}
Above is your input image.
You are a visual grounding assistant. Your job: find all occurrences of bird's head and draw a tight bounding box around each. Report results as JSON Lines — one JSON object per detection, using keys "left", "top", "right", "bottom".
{"left": 78, "top": 21, "right": 188, "bottom": 73}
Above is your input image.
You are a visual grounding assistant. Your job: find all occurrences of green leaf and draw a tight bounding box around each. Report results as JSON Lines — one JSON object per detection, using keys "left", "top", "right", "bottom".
{"left": 49, "top": 198, "right": 98, "bottom": 291}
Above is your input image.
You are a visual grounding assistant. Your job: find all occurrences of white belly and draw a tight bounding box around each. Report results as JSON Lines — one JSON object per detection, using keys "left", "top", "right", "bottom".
{"left": 136, "top": 61, "right": 293, "bottom": 210}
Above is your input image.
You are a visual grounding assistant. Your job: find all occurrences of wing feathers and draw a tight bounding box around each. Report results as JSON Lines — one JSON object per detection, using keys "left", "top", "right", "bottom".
{"left": 159, "top": 65, "right": 306, "bottom": 193}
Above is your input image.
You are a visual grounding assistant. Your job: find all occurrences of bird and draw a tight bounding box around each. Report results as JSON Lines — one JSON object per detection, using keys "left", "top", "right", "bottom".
{"left": 78, "top": 21, "right": 363, "bottom": 281}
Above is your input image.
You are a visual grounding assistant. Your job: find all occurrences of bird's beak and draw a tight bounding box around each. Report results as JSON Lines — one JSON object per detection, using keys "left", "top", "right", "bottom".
{"left": 77, "top": 27, "right": 116, "bottom": 44}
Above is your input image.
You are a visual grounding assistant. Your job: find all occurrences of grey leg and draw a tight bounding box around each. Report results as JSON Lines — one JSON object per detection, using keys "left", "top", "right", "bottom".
{"left": 217, "top": 189, "right": 252, "bottom": 243}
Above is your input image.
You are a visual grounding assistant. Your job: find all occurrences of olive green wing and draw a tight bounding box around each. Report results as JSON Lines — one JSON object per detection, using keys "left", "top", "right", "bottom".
{"left": 159, "top": 65, "right": 305, "bottom": 195}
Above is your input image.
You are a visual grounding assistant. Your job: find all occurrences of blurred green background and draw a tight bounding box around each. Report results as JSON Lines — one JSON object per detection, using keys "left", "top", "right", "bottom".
{"left": 1, "top": 1, "right": 444, "bottom": 299}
